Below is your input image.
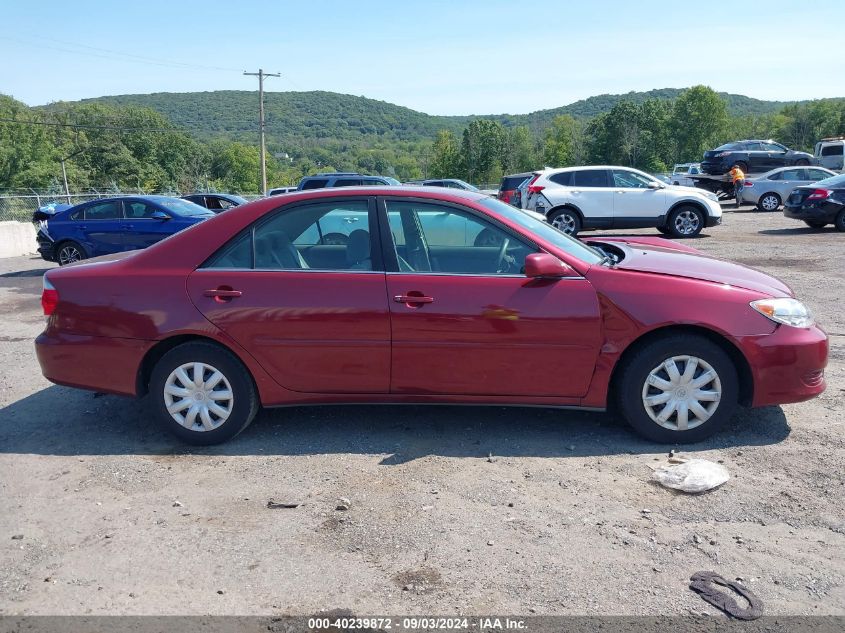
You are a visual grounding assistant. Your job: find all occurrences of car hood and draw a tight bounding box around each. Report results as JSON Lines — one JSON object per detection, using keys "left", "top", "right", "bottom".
{"left": 595, "top": 238, "right": 793, "bottom": 297}
{"left": 665, "top": 184, "right": 707, "bottom": 195}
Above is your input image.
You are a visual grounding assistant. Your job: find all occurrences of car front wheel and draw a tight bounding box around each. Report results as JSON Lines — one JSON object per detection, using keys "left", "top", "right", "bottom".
{"left": 757, "top": 193, "right": 781, "bottom": 212}
{"left": 549, "top": 208, "right": 582, "bottom": 236}
{"left": 616, "top": 334, "right": 738, "bottom": 443}
{"left": 149, "top": 342, "right": 259, "bottom": 445}
{"left": 667, "top": 206, "right": 704, "bottom": 238}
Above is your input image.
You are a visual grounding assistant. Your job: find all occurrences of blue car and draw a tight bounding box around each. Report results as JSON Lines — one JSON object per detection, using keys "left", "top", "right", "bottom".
{"left": 36, "top": 196, "right": 214, "bottom": 265}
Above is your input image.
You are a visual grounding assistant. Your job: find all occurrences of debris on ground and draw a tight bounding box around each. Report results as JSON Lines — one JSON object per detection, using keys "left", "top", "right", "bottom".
{"left": 689, "top": 571, "right": 764, "bottom": 620}
{"left": 266, "top": 500, "right": 300, "bottom": 509}
{"left": 652, "top": 459, "right": 729, "bottom": 493}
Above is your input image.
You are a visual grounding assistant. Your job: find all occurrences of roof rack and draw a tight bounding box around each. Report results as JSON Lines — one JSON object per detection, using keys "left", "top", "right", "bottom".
{"left": 312, "top": 172, "right": 361, "bottom": 176}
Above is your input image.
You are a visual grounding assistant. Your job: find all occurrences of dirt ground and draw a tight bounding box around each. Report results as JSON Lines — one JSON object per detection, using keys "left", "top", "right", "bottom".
{"left": 1, "top": 204, "right": 843, "bottom": 617}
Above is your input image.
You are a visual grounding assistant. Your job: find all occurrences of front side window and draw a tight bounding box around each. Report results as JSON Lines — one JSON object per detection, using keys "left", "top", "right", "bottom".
{"left": 573, "top": 169, "right": 609, "bottom": 188}
{"left": 385, "top": 201, "right": 533, "bottom": 275}
{"left": 763, "top": 142, "right": 787, "bottom": 152}
{"left": 612, "top": 170, "right": 654, "bottom": 188}
{"left": 808, "top": 169, "right": 834, "bottom": 180}
{"left": 84, "top": 201, "right": 121, "bottom": 220}
{"left": 205, "top": 200, "right": 374, "bottom": 271}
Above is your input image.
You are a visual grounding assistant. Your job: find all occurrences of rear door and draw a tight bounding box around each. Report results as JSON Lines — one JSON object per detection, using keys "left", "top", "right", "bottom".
{"left": 187, "top": 197, "right": 391, "bottom": 394}
{"left": 78, "top": 200, "right": 126, "bottom": 256}
{"left": 570, "top": 169, "right": 614, "bottom": 228}
{"left": 380, "top": 197, "right": 602, "bottom": 398}
{"left": 611, "top": 169, "right": 665, "bottom": 227}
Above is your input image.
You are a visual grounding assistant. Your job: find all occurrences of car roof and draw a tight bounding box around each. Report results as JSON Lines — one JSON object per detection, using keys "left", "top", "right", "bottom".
{"left": 272, "top": 185, "right": 487, "bottom": 201}
{"left": 757, "top": 165, "right": 834, "bottom": 177}
{"left": 538, "top": 165, "right": 643, "bottom": 173}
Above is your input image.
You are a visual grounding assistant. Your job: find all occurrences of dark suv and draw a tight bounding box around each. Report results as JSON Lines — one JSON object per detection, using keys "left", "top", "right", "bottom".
{"left": 297, "top": 173, "right": 400, "bottom": 190}
{"left": 701, "top": 140, "right": 814, "bottom": 175}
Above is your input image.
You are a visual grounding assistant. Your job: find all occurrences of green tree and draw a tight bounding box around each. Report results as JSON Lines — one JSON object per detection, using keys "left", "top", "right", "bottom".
{"left": 460, "top": 119, "right": 506, "bottom": 183}
{"left": 429, "top": 130, "right": 461, "bottom": 178}
{"left": 670, "top": 86, "right": 728, "bottom": 163}
{"left": 543, "top": 114, "right": 584, "bottom": 167}
{"left": 503, "top": 126, "right": 536, "bottom": 173}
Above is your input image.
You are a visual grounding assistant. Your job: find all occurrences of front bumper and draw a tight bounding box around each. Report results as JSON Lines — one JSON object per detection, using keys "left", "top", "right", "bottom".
{"left": 742, "top": 324, "right": 828, "bottom": 407}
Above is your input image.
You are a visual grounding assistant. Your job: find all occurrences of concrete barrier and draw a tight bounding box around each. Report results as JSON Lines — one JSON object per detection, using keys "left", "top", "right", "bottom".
{"left": 0, "top": 221, "right": 38, "bottom": 258}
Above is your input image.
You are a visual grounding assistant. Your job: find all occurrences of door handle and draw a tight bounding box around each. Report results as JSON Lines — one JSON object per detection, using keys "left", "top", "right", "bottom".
{"left": 616, "top": 190, "right": 626, "bottom": 194}
{"left": 394, "top": 294, "right": 433, "bottom": 304}
{"left": 570, "top": 190, "right": 581, "bottom": 194}
{"left": 204, "top": 288, "right": 242, "bottom": 302}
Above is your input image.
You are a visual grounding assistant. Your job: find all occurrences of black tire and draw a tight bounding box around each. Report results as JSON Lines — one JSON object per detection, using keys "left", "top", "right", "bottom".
{"left": 548, "top": 207, "right": 582, "bottom": 236}
{"left": 56, "top": 240, "right": 86, "bottom": 266}
{"left": 667, "top": 205, "right": 704, "bottom": 238}
{"left": 149, "top": 342, "right": 259, "bottom": 445}
{"left": 756, "top": 192, "right": 781, "bottom": 212}
{"left": 835, "top": 209, "right": 845, "bottom": 232}
{"left": 733, "top": 161, "right": 749, "bottom": 174}
{"left": 795, "top": 158, "right": 809, "bottom": 167}
{"left": 804, "top": 220, "right": 827, "bottom": 229}
{"left": 615, "top": 334, "right": 739, "bottom": 443}
{"left": 657, "top": 226, "right": 672, "bottom": 235}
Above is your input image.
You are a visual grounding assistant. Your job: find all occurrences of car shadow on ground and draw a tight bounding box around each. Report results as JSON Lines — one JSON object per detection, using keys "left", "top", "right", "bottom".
{"left": 0, "top": 268, "right": 51, "bottom": 278}
{"left": 758, "top": 227, "right": 833, "bottom": 236}
{"left": 0, "top": 385, "right": 790, "bottom": 462}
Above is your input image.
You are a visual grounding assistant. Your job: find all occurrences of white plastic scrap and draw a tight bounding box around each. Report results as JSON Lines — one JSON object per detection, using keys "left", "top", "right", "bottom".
{"left": 652, "top": 458, "right": 729, "bottom": 493}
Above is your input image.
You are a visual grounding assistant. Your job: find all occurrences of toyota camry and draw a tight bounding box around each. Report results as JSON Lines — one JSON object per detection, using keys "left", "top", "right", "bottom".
{"left": 35, "top": 187, "right": 828, "bottom": 445}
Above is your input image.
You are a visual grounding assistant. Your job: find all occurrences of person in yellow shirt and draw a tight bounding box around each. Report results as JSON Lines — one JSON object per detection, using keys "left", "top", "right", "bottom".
{"left": 729, "top": 165, "right": 745, "bottom": 208}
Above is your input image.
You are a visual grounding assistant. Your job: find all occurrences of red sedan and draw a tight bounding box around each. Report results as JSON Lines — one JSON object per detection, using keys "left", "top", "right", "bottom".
{"left": 35, "top": 187, "right": 828, "bottom": 445}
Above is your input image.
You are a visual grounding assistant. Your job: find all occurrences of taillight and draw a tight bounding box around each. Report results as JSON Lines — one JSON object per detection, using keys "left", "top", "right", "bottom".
{"left": 524, "top": 174, "right": 541, "bottom": 194}
{"left": 527, "top": 185, "right": 545, "bottom": 195}
{"left": 743, "top": 180, "right": 753, "bottom": 187}
{"left": 42, "top": 276, "right": 58, "bottom": 316}
{"left": 807, "top": 188, "right": 831, "bottom": 200}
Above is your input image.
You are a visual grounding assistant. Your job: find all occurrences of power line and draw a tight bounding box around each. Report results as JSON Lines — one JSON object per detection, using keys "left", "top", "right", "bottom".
{"left": 0, "top": 118, "right": 177, "bottom": 133}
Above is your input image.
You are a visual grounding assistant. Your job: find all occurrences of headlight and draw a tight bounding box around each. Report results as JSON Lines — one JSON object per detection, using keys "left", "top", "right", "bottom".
{"left": 703, "top": 191, "right": 719, "bottom": 202}
{"left": 751, "top": 298, "right": 814, "bottom": 328}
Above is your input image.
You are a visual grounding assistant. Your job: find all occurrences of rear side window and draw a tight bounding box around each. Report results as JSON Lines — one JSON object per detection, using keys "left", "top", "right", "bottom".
{"left": 767, "top": 172, "right": 782, "bottom": 180}
{"left": 821, "top": 144, "right": 844, "bottom": 156}
{"left": 84, "top": 201, "right": 121, "bottom": 220}
{"left": 779, "top": 169, "right": 803, "bottom": 180}
{"left": 301, "top": 179, "right": 329, "bottom": 190}
{"left": 573, "top": 169, "right": 609, "bottom": 187}
{"left": 549, "top": 172, "right": 574, "bottom": 186}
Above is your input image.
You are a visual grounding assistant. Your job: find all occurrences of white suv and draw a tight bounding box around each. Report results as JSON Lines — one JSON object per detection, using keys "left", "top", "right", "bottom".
{"left": 525, "top": 166, "right": 723, "bottom": 237}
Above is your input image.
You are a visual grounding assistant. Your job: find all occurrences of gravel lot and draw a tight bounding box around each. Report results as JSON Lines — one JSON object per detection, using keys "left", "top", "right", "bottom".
{"left": 1, "top": 205, "right": 843, "bottom": 617}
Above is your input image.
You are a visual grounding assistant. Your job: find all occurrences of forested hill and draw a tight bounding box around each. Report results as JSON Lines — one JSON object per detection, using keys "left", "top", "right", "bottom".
{"left": 64, "top": 88, "right": 794, "bottom": 147}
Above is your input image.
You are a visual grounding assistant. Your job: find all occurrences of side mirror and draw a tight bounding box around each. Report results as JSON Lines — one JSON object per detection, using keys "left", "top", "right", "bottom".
{"left": 151, "top": 211, "right": 170, "bottom": 220}
{"left": 524, "top": 253, "right": 578, "bottom": 279}
{"left": 648, "top": 181, "right": 662, "bottom": 189}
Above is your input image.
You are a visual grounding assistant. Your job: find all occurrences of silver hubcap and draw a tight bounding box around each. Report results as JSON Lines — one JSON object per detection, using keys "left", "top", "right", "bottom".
{"left": 674, "top": 210, "right": 700, "bottom": 235}
{"left": 641, "top": 355, "right": 721, "bottom": 431}
{"left": 552, "top": 212, "right": 576, "bottom": 234}
{"left": 59, "top": 246, "right": 81, "bottom": 265}
{"left": 761, "top": 195, "right": 779, "bottom": 211}
{"left": 163, "top": 362, "right": 234, "bottom": 432}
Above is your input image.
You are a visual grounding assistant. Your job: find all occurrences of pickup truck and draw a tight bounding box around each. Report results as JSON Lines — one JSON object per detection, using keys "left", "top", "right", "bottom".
{"left": 815, "top": 138, "right": 844, "bottom": 171}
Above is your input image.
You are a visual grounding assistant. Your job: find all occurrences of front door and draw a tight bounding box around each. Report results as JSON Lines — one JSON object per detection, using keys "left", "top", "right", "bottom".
{"left": 611, "top": 169, "right": 665, "bottom": 227}
{"left": 121, "top": 199, "right": 182, "bottom": 250}
{"left": 187, "top": 197, "right": 391, "bottom": 394}
{"left": 381, "top": 198, "right": 602, "bottom": 398}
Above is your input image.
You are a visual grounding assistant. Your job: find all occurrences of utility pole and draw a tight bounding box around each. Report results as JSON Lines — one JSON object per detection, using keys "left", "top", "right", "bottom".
{"left": 60, "top": 148, "right": 85, "bottom": 204}
{"left": 243, "top": 69, "right": 280, "bottom": 196}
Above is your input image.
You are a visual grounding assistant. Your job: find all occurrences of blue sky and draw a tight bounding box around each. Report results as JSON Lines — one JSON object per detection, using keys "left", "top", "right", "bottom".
{"left": 2, "top": 0, "right": 844, "bottom": 114}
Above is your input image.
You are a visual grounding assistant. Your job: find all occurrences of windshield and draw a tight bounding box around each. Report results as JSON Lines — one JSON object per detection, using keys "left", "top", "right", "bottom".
{"left": 454, "top": 180, "right": 480, "bottom": 192}
{"left": 156, "top": 198, "right": 213, "bottom": 216}
{"left": 812, "top": 173, "right": 845, "bottom": 188}
{"left": 385, "top": 177, "right": 401, "bottom": 186}
{"left": 479, "top": 198, "right": 603, "bottom": 265}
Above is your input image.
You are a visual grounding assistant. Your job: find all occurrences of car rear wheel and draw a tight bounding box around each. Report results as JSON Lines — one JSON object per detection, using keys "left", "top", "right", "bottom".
{"left": 757, "top": 193, "right": 781, "bottom": 212}
{"left": 835, "top": 209, "right": 845, "bottom": 232}
{"left": 149, "top": 342, "right": 259, "bottom": 445}
{"left": 804, "top": 220, "right": 827, "bottom": 229}
{"left": 667, "top": 206, "right": 704, "bottom": 238}
{"left": 56, "top": 241, "right": 86, "bottom": 266}
{"left": 615, "top": 334, "right": 738, "bottom": 443}
{"left": 549, "top": 208, "right": 582, "bottom": 236}
{"left": 733, "top": 161, "right": 749, "bottom": 174}
{"left": 795, "top": 158, "right": 809, "bottom": 166}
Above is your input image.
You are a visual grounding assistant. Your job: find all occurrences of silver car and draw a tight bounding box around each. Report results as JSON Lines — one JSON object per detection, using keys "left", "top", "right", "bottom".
{"left": 741, "top": 166, "right": 837, "bottom": 211}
